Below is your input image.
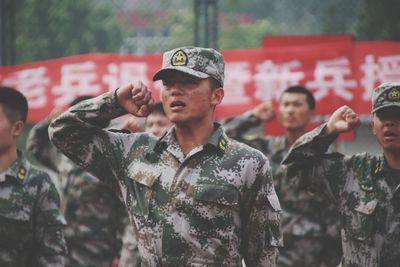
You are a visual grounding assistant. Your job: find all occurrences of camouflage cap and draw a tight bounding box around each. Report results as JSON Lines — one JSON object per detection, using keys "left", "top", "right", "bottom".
{"left": 152, "top": 46, "right": 225, "bottom": 87}
{"left": 372, "top": 82, "right": 400, "bottom": 113}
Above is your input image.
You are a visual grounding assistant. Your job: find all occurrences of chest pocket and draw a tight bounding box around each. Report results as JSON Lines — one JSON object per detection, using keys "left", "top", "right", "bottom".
{"left": 0, "top": 187, "right": 34, "bottom": 252}
{"left": 344, "top": 197, "right": 377, "bottom": 243}
{"left": 126, "top": 162, "right": 161, "bottom": 218}
{"left": 194, "top": 183, "right": 240, "bottom": 207}
{"left": 191, "top": 182, "right": 240, "bottom": 239}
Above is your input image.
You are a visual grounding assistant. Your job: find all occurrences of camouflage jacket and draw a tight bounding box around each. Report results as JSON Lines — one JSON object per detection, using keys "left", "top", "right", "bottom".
{"left": 223, "top": 113, "right": 342, "bottom": 267}
{"left": 27, "top": 119, "right": 126, "bottom": 267}
{"left": 282, "top": 124, "right": 400, "bottom": 267}
{"left": 49, "top": 90, "right": 283, "bottom": 267}
{"left": 118, "top": 222, "right": 141, "bottom": 267}
{"left": 0, "top": 151, "right": 67, "bottom": 267}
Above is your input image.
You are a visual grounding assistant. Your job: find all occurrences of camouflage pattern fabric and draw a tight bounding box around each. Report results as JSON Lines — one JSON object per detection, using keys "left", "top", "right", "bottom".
{"left": 282, "top": 124, "right": 400, "bottom": 267}
{"left": 223, "top": 113, "right": 342, "bottom": 267}
{"left": 0, "top": 151, "right": 67, "bottom": 267}
{"left": 118, "top": 222, "right": 141, "bottom": 267}
{"left": 48, "top": 90, "right": 283, "bottom": 266}
{"left": 153, "top": 46, "right": 225, "bottom": 87}
{"left": 27, "top": 119, "right": 127, "bottom": 267}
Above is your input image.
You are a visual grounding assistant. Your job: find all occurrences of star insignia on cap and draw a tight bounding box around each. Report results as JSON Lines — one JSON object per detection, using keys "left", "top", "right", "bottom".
{"left": 171, "top": 50, "right": 188, "bottom": 66}
{"left": 387, "top": 87, "right": 400, "bottom": 101}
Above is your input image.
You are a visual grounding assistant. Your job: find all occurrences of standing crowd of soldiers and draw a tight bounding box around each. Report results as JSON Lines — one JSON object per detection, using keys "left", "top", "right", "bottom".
{"left": 0, "top": 45, "right": 399, "bottom": 267}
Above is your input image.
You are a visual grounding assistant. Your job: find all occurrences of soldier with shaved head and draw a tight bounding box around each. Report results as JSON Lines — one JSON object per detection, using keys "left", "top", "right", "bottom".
{"left": 0, "top": 86, "right": 66, "bottom": 267}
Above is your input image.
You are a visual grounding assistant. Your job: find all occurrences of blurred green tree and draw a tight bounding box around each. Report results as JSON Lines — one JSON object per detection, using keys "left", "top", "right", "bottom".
{"left": 14, "top": 0, "right": 126, "bottom": 64}
{"left": 168, "top": 6, "right": 283, "bottom": 50}
{"left": 355, "top": 0, "right": 400, "bottom": 41}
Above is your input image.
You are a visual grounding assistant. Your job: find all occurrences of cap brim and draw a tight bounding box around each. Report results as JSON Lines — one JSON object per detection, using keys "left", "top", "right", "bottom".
{"left": 372, "top": 103, "right": 400, "bottom": 113}
{"left": 153, "top": 67, "right": 210, "bottom": 82}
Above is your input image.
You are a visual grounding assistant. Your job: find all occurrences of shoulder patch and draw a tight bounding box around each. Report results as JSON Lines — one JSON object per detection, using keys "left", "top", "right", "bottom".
{"left": 17, "top": 166, "right": 27, "bottom": 181}
{"left": 218, "top": 136, "right": 227, "bottom": 152}
{"left": 243, "top": 134, "right": 259, "bottom": 141}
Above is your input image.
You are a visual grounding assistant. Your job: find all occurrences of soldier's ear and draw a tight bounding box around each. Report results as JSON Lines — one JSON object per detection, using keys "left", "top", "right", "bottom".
{"left": 211, "top": 87, "right": 224, "bottom": 106}
{"left": 12, "top": 120, "right": 24, "bottom": 139}
{"left": 371, "top": 118, "right": 377, "bottom": 135}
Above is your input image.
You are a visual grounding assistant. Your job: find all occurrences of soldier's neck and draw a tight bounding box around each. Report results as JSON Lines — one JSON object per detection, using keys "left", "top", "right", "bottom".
{"left": 384, "top": 150, "right": 400, "bottom": 170}
{"left": 175, "top": 121, "right": 214, "bottom": 156}
{"left": 286, "top": 128, "right": 308, "bottom": 147}
{"left": 0, "top": 146, "right": 18, "bottom": 174}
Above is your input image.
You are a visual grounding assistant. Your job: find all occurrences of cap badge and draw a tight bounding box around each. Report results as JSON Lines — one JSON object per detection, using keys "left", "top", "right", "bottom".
{"left": 171, "top": 50, "right": 188, "bottom": 66}
{"left": 387, "top": 87, "right": 400, "bottom": 102}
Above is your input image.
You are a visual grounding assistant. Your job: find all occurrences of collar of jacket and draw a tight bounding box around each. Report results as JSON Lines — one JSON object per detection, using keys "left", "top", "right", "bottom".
{"left": 1, "top": 150, "right": 30, "bottom": 185}
{"left": 152, "top": 122, "right": 228, "bottom": 156}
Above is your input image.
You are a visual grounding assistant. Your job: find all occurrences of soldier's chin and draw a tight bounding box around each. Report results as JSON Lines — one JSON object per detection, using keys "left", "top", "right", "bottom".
{"left": 285, "top": 124, "right": 302, "bottom": 131}
{"left": 282, "top": 122, "right": 296, "bottom": 128}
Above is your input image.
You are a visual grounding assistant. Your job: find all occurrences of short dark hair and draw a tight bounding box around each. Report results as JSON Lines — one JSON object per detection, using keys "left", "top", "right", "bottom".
{"left": 210, "top": 77, "right": 221, "bottom": 90}
{"left": 69, "top": 95, "right": 94, "bottom": 107}
{"left": 149, "top": 102, "right": 166, "bottom": 116}
{"left": 281, "top": 85, "right": 316, "bottom": 110}
{"left": 0, "top": 86, "right": 28, "bottom": 123}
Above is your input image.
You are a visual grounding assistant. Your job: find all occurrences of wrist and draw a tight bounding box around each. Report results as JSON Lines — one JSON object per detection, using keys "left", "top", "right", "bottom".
{"left": 324, "top": 122, "right": 337, "bottom": 136}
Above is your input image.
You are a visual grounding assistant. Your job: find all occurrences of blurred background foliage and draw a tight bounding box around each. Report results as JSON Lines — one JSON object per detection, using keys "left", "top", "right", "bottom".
{"left": 5, "top": 0, "right": 400, "bottom": 64}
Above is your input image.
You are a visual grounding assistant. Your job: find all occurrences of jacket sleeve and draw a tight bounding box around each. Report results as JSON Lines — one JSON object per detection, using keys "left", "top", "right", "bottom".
{"left": 34, "top": 172, "right": 67, "bottom": 267}
{"left": 48, "top": 90, "right": 137, "bottom": 191}
{"left": 221, "top": 112, "right": 262, "bottom": 141}
{"left": 243, "top": 159, "right": 283, "bottom": 266}
{"left": 281, "top": 124, "right": 346, "bottom": 202}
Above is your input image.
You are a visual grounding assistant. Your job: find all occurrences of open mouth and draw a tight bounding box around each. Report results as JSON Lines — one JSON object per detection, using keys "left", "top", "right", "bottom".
{"left": 170, "top": 101, "right": 186, "bottom": 108}
{"left": 384, "top": 131, "right": 399, "bottom": 137}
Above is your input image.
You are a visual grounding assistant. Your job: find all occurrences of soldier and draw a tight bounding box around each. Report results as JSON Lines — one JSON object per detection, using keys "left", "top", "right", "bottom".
{"left": 49, "top": 46, "right": 283, "bottom": 266}
{"left": 282, "top": 81, "right": 400, "bottom": 266}
{"left": 223, "top": 86, "right": 342, "bottom": 267}
{"left": 26, "top": 96, "right": 126, "bottom": 267}
{"left": 0, "top": 86, "right": 66, "bottom": 267}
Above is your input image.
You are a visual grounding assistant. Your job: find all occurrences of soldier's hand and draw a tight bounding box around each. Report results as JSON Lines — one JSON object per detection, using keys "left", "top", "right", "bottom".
{"left": 121, "top": 115, "right": 145, "bottom": 133}
{"left": 116, "top": 81, "right": 154, "bottom": 117}
{"left": 48, "top": 108, "right": 64, "bottom": 122}
{"left": 252, "top": 101, "right": 275, "bottom": 122}
{"left": 326, "top": 105, "right": 360, "bottom": 135}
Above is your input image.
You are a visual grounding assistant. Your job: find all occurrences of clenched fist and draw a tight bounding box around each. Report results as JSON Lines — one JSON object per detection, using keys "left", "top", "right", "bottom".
{"left": 116, "top": 81, "right": 154, "bottom": 117}
{"left": 325, "top": 105, "right": 361, "bottom": 135}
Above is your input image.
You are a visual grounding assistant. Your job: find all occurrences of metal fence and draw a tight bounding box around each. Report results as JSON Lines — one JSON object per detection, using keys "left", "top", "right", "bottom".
{"left": 115, "top": 0, "right": 363, "bottom": 55}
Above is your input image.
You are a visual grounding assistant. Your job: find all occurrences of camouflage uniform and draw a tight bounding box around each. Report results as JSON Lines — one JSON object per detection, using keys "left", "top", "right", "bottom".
{"left": 282, "top": 124, "right": 400, "bottom": 267}
{"left": 223, "top": 113, "right": 342, "bottom": 267}
{"left": 48, "top": 90, "right": 283, "bottom": 266}
{"left": 0, "top": 150, "right": 67, "bottom": 267}
{"left": 27, "top": 118, "right": 126, "bottom": 267}
{"left": 118, "top": 222, "right": 141, "bottom": 267}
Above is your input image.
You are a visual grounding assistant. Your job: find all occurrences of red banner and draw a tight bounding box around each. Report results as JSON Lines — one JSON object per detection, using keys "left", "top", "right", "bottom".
{"left": 1, "top": 37, "right": 400, "bottom": 130}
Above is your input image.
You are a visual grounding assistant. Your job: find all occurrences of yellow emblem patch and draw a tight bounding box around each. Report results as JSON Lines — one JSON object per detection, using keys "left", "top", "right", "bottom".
{"left": 171, "top": 50, "right": 188, "bottom": 66}
{"left": 388, "top": 87, "right": 400, "bottom": 101}
{"left": 17, "top": 166, "right": 26, "bottom": 180}
{"left": 218, "top": 136, "right": 227, "bottom": 152}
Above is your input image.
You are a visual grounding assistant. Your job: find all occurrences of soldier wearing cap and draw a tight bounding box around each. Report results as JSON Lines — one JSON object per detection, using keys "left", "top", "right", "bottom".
{"left": 49, "top": 46, "right": 283, "bottom": 266}
{"left": 281, "top": 82, "right": 400, "bottom": 267}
